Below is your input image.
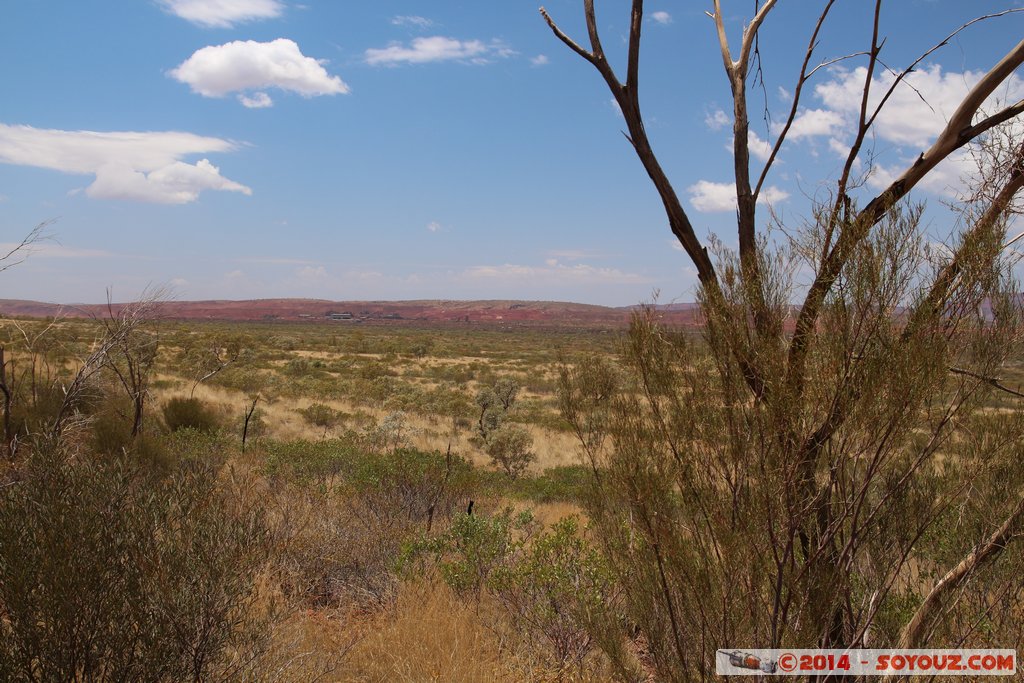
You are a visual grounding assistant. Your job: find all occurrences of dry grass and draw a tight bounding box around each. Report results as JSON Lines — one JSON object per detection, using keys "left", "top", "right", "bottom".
{"left": 153, "top": 375, "right": 583, "bottom": 473}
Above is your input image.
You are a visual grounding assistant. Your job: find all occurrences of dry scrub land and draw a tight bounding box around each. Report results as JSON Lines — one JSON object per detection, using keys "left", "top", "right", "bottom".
{"left": 0, "top": 315, "right": 628, "bottom": 681}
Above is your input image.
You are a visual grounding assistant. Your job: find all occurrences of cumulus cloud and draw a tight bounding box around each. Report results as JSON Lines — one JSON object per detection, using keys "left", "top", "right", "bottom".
{"left": 782, "top": 108, "right": 845, "bottom": 139}
{"left": 365, "top": 36, "right": 513, "bottom": 66}
{"left": 651, "top": 11, "right": 672, "bottom": 24}
{"left": 427, "top": 221, "right": 442, "bottom": 233}
{"left": 238, "top": 92, "right": 273, "bottom": 108}
{"left": 391, "top": 15, "right": 434, "bottom": 28}
{"left": 530, "top": 54, "right": 550, "bottom": 67}
{"left": 158, "top": 0, "right": 284, "bottom": 28}
{"left": 807, "top": 64, "right": 1024, "bottom": 196}
{"left": 687, "top": 180, "right": 789, "bottom": 212}
{"left": 0, "top": 123, "right": 250, "bottom": 204}
{"left": 170, "top": 39, "right": 349, "bottom": 107}
{"left": 749, "top": 131, "right": 774, "bottom": 162}
{"left": 463, "top": 260, "right": 650, "bottom": 285}
{"left": 732, "top": 131, "right": 773, "bottom": 162}
{"left": 705, "top": 108, "right": 730, "bottom": 131}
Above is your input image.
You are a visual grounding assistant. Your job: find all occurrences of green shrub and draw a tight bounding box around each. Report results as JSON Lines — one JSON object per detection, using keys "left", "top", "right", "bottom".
{"left": 298, "top": 402, "right": 345, "bottom": 437}
{"left": 273, "top": 446, "right": 475, "bottom": 609}
{"left": 348, "top": 447, "right": 475, "bottom": 525}
{"left": 162, "top": 397, "right": 220, "bottom": 433}
{"left": 510, "top": 465, "right": 592, "bottom": 503}
{"left": 261, "top": 437, "right": 360, "bottom": 488}
{"left": 0, "top": 449, "right": 268, "bottom": 682}
{"left": 485, "top": 425, "right": 535, "bottom": 479}
{"left": 490, "top": 516, "right": 611, "bottom": 669}
{"left": 404, "top": 507, "right": 536, "bottom": 598}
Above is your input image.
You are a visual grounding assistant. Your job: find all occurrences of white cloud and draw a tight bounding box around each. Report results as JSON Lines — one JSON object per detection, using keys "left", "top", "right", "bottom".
{"left": 651, "top": 11, "right": 672, "bottom": 24}
{"left": 809, "top": 64, "right": 1024, "bottom": 197}
{"left": 158, "top": 0, "right": 284, "bottom": 28}
{"left": 687, "top": 180, "right": 789, "bottom": 212}
{"left": 427, "top": 221, "right": 442, "bottom": 233}
{"left": 733, "top": 131, "right": 770, "bottom": 162}
{"left": 724, "top": 131, "right": 772, "bottom": 161}
{"left": 170, "top": 39, "right": 349, "bottom": 107}
{"left": 463, "top": 260, "right": 650, "bottom": 285}
{"left": 783, "top": 108, "right": 845, "bottom": 139}
{"left": 0, "top": 123, "right": 250, "bottom": 204}
{"left": 238, "top": 91, "right": 273, "bottom": 108}
{"left": 705, "top": 108, "right": 730, "bottom": 131}
{"left": 391, "top": 15, "right": 434, "bottom": 28}
{"left": 365, "top": 36, "right": 512, "bottom": 66}
{"left": 530, "top": 54, "right": 550, "bottom": 67}
{"left": 747, "top": 131, "right": 772, "bottom": 162}
{"left": 800, "top": 64, "right": 1024, "bottom": 150}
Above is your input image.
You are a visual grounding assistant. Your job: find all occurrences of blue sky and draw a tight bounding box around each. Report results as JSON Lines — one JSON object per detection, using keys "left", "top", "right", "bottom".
{"left": 1, "top": 1, "right": 1021, "bottom": 305}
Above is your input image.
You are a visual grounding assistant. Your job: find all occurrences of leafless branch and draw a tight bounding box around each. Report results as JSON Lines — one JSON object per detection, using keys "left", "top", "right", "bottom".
{"left": 0, "top": 221, "right": 53, "bottom": 274}
{"left": 754, "top": 0, "right": 839, "bottom": 200}
{"left": 947, "top": 366, "right": 1024, "bottom": 399}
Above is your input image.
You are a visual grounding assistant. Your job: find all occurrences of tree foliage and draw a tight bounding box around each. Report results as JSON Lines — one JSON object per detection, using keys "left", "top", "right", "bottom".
{"left": 546, "top": 1, "right": 1024, "bottom": 678}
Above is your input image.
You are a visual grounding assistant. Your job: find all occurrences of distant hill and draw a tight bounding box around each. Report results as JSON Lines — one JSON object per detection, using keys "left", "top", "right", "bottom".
{"left": 0, "top": 298, "right": 703, "bottom": 327}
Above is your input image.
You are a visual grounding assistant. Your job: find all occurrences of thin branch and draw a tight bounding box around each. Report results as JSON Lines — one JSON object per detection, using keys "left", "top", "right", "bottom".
{"left": 754, "top": 0, "right": 839, "bottom": 200}
{"left": 787, "top": 34, "right": 1024, "bottom": 403}
{"left": 737, "top": 0, "right": 779, "bottom": 77}
{"left": 947, "top": 366, "right": 1024, "bottom": 399}
{"left": 539, "top": 7, "right": 598, "bottom": 67}
{"left": 903, "top": 143, "right": 1024, "bottom": 339}
{"left": 0, "top": 221, "right": 53, "bottom": 274}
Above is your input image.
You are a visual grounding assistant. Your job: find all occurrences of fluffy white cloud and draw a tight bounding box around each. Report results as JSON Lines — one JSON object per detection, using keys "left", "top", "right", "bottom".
{"left": 705, "top": 108, "right": 730, "bottom": 131}
{"left": 365, "top": 36, "right": 512, "bottom": 66}
{"left": 783, "top": 108, "right": 845, "bottom": 139}
{"left": 170, "top": 39, "right": 349, "bottom": 107}
{"left": 724, "top": 131, "right": 773, "bottom": 161}
{"left": 0, "top": 123, "right": 250, "bottom": 204}
{"left": 813, "top": 64, "right": 1008, "bottom": 149}
{"left": 427, "top": 221, "right": 442, "bottom": 233}
{"left": 688, "top": 180, "right": 789, "bottom": 212}
{"left": 391, "top": 15, "right": 434, "bottom": 28}
{"left": 651, "top": 11, "right": 672, "bottom": 24}
{"left": 810, "top": 64, "right": 1024, "bottom": 196}
{"left": 158, "top": 0, "right": 284, "bottom": 28}
{"left": 749, "top": 131, "right": 773, "bottom": 162}
{"left": 530, "top": 54, "right": 550, "bottom": 67}
{"left": 463, "top": 260, "right": 650, "bottom": 285}
{"left": 238, "top": 92, "right": 273, "bottom": 108}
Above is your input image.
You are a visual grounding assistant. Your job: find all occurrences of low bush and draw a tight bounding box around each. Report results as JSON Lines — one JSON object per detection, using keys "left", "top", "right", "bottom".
{"left": 261, "top": 436, "right": 361, "bottom": 488}
{"left": 0, "top": 448, "right": 269, "bottom": 682}
{"left": 490, "top": 516, "right": 612, "bottom": 670}
{"left": 162, "top": 396, "right": 220, "bottom": 433}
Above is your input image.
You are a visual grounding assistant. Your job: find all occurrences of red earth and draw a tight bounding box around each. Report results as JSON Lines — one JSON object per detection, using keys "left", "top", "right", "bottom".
{"left": 0, "top": 298, "right": 704, "bottom": 328}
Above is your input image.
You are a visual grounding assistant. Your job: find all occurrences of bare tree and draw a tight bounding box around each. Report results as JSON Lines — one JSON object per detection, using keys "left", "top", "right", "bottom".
{"left": 52, "top": 289, "right": 166, "bottom": 442}
{"left": 547, "top": 2, "right": 1024, "bottom": 678}
{"left": 0, "top": 222, "right": 56, "bottom": 458}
